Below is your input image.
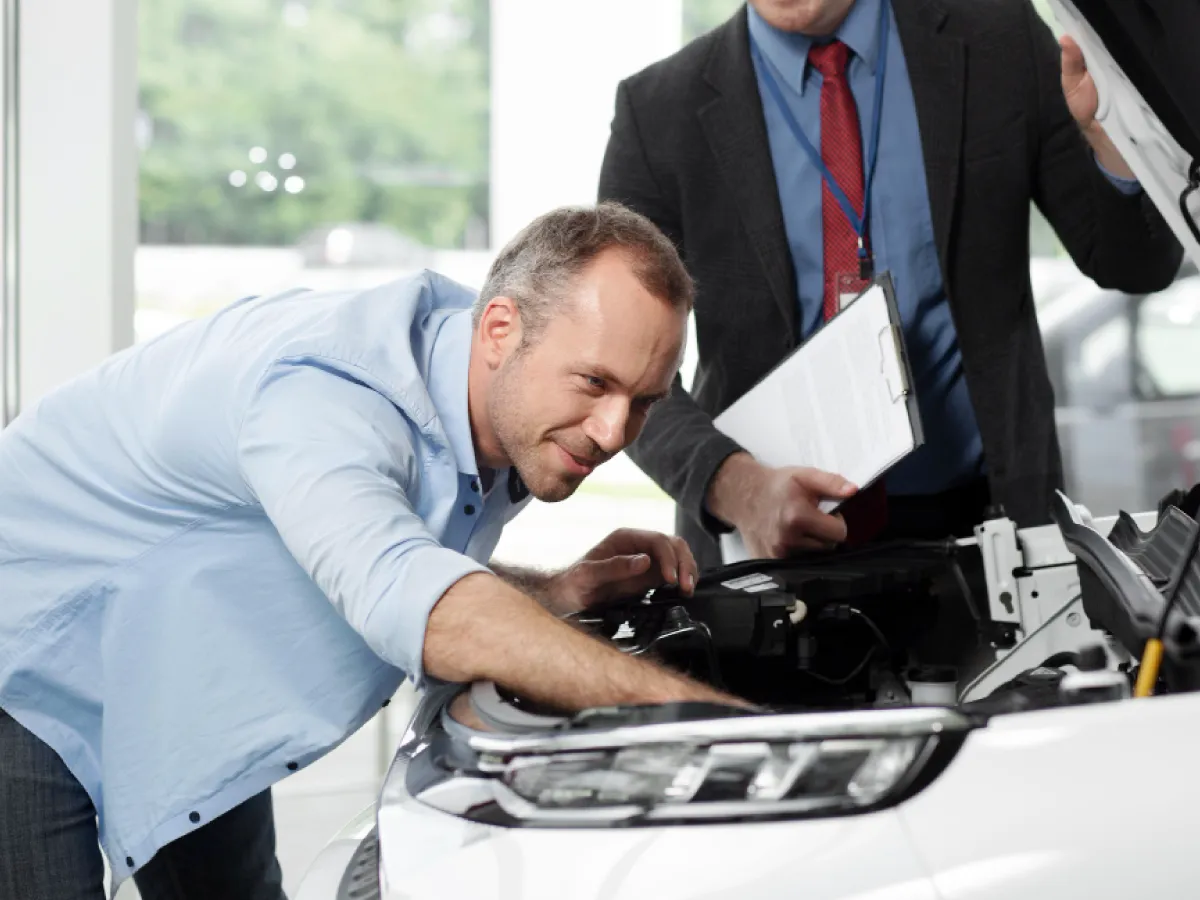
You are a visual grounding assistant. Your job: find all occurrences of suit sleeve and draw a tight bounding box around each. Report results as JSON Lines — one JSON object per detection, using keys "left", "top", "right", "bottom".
{"left": 237, "top": 358, "right": 489, "bottom": 687}
{"left": 598, "top": 79, "right": 744, "bottom": 535}
{"left": 1025, "top": 0, "right": 1182, "bottom": 293}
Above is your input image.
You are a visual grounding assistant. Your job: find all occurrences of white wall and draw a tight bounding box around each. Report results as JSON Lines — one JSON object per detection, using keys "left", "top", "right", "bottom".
{"left": 489, "top": 0, "right": 682, "bottom": 249}
{"left": 17, "top": 0, "right": 136, "bottom": 410}
{"left": 12, "top": 1, "right": 684, "bottom": 410}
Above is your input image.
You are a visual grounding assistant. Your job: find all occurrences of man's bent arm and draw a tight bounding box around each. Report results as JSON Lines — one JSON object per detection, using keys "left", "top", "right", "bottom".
{"left": 1025, "top": 2, "right": 1181, "bottom": 293}
{"left": 237, "top": 358, "right": 743, "bottom": 709}
{"left": 424, "top": 571, "right": 741, "bottom": 711}
{"left": 240, "top": 360, "right": 493, "bottom": 685}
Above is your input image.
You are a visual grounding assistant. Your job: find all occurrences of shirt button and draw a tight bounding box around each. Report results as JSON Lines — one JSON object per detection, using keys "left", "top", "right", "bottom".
{"left": 464, "top": 504, "right": 476, "bottom": 515}
{"left": 470, "top": 480, "right": 480, "bottom": 493}
{"left": 189, "top": 811, "right": 201, "bottom": 824}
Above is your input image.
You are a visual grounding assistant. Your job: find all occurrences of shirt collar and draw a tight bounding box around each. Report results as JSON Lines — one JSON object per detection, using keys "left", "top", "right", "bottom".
{"left": 426, "top": 308, "right": 479, "bottom": 477}
{"left": 747, "top": 0, "right": 884, "bottom": 97}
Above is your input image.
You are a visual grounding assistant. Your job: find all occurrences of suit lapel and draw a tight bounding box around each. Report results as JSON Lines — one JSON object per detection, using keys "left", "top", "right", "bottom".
{"left": 894, "top": 0, "right": 964, "bottom": 276}
{"left": 698, "top": 8, "right": 798, "bottom": 337}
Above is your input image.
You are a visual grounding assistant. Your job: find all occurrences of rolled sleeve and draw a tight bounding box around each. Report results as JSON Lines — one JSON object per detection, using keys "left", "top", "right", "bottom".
{"left": 360, "top": 542, "right": 486, "bottom": 687}
{"left": 236, "top": 357, "right": 483, "bottom": 684}
{"left": 1095, "top": 152, "right": 1141, "bottom": 196}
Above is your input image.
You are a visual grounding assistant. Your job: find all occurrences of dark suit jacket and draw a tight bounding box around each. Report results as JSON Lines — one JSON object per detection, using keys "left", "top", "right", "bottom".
{"left": 598, "top": 0, "right": 1183, "bottom": 569}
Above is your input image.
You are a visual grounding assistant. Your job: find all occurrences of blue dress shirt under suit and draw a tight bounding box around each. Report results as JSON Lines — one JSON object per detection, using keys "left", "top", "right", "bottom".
{"left": 746, "top": 0, "right": 1139, "bottom": 496}
{"left": 0, "top": 272, "right": 529, "bottom": 890}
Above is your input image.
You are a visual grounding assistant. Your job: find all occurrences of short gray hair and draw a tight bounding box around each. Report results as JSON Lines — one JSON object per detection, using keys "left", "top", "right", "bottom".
{"left": 472, "top": 202, "right": 693, "bottom": 345}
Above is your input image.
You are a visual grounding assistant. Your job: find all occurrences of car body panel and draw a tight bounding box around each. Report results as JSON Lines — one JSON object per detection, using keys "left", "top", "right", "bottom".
{"left": 364, "top": 693, "right": 1200, "bottom": 900}
{"left": 900, "top": 692, "right": 1200, "bottom": 899}
{"left": 294, "top": 805, "right": 375, "bottom": 900}
{"left": 378, "top": 805, "right": 936, "bottom": 900}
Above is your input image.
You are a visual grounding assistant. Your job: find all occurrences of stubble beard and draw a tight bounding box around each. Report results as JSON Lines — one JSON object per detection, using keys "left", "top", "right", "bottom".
{"left": 487, "top": 354, "right": 578, "bottom": 504}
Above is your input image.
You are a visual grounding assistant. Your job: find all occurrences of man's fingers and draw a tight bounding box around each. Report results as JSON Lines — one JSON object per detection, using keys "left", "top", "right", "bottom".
{"left": 581, "top": 530, "right": 695, "bottom": 594}
{"left": 591, "top": 530, "right": 677, "bottom": 576}
{"left": 801, "top": 509, "right": 848, "bottom": 545}
{"left": 779, "top": 500, "right": 846, "bottom": 545}
{"left": 792, "top": 467, "right": 856, "bottom": 500}
{"left": 603, "top": 553, "right": 652, "bottom": 581}
{"left": 672, "top": 536, "right": 698, "bottom": 595}
{"left": 1060, "top": 35, "right": 1086, "bottom": 80}
{"left": 790, "top": 535, "right": 839, "bottom": 553}
{"left": 621, "top": 530, "right": 683, "bottom": 586}
{"left": 575, "top": 554, "right": 653, "bottom": 605}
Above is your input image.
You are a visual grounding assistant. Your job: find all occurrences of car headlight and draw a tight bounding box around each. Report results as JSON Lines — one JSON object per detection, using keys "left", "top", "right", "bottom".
{"left": 410, "top": 705, "right": 969, "bottom": 827}
{"left": 495, "top": 735, "right": 929, "bottom": 821}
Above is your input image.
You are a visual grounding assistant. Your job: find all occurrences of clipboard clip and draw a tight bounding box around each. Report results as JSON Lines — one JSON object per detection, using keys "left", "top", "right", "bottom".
{"left": 877, "top": 323, "right": 910, "bottom": 403}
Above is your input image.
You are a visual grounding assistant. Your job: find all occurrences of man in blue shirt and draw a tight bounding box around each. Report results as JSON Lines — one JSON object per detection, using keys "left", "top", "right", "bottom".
{"left": 600, "top": 0, "right": 1182, "bottom": 566}
{"left": 0, "top": 203, "right": 739, "bottom": 899}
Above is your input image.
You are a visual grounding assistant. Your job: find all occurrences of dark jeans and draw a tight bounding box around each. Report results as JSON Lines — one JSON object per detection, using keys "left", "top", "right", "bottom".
{"left": 0, "top": 708, "right": 286, "bottom": 900}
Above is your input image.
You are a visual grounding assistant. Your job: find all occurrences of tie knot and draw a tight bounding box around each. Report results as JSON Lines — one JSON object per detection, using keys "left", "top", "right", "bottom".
{"left": 808, "top": 39, "right": 850, "bottom": 78}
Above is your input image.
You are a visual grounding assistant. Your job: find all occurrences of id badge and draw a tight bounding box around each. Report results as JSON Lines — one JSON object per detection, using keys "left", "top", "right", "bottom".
{"left": 835, "top": 271, "right": 872, "bottom": 313}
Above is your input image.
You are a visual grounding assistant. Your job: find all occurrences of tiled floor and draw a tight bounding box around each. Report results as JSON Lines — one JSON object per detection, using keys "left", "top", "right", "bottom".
{"left": 115, "top": 461, "right": 675, "bottom": 897}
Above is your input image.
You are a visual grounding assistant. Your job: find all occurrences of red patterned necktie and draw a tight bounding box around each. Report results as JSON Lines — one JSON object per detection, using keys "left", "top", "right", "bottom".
{"left": 809, "top": 39, "right": 888, "bottom": 544}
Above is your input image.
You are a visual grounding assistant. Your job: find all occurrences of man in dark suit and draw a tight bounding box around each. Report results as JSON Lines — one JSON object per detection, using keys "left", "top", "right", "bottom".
{"left": 599, "top": 0, "right": 1182, "bottom": 568}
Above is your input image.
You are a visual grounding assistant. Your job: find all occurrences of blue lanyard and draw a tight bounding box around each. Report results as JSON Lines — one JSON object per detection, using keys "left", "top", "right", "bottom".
{"left": 751, "top": 0, "right": 889, "bottom": 274}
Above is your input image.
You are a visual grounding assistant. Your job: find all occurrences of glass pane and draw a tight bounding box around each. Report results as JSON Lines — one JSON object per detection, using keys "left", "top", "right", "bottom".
{"left": 683, "top": 0, "right": 743, "bottom": 41}
{"left": 136, "top": 0, "right": 490, "bottom": 341}
{"left": 1136, "top": 277, "right": 1200, "bottom": 398}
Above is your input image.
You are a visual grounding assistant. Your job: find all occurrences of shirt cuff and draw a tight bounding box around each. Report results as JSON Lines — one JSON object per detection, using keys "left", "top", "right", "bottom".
{"left": 1095, "top": 152, "right": 1141, "bottom": 195}
{"left": 360, "top": 544, "right": 489, "bottom": 688}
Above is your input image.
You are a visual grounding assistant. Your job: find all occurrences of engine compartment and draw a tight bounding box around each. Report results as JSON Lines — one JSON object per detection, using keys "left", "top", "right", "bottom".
{"left": 474, "top": 489, "right": 1200, "bottom": 733}
{"left": 471, "top": 539, "right": 1007, "bottom": 734}
{"left": 569, "top": 541, "right": 986, "bottom": 713}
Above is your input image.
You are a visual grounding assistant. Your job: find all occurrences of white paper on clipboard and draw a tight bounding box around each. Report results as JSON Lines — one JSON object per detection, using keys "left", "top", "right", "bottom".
{"left": 714, "top": 279, "right": 922, "bottom": 563}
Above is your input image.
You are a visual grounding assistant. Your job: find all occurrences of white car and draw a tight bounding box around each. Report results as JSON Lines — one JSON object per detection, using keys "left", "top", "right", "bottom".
{"left": 295, "top": 484, "right": 1200, "bottom": 900}
{"left": 297, "top": 2, "right": 1200, "bottom": 897}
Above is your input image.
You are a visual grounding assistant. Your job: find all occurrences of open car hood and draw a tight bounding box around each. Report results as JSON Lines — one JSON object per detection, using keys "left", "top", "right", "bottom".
{"left": 1051, "top": 0, "right": 1200, "bottom": 267}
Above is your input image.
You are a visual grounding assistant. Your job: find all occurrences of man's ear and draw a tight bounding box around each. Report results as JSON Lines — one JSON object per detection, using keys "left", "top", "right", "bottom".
{"left": 476, "top": 296, "right": 524, "bottom": 368}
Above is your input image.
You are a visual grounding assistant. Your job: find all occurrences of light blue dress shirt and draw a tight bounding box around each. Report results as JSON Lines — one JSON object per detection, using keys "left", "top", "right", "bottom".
{"left": 746, "top": 0, "right": 1140, "bottom": 496}
{"left": 0, "top": 271, "right": 529, "bottom": 890}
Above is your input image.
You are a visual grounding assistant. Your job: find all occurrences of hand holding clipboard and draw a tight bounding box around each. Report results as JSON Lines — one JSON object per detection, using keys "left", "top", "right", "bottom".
{"left": 711, "top": 273, "right": 923, "bottom": 564}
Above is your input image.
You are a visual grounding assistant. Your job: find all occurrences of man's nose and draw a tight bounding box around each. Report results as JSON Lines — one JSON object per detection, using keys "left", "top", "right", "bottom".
{"left": 583, "top": 398, "right": 630, "bottom": 455}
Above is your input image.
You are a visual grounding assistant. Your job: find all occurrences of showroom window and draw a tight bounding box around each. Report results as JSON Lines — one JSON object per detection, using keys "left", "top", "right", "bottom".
{"left": 1136, "top": 276, "right": 1200, "bottom": 400}
{"left": 136, "top": 0, "right": 491, "bottom": 341}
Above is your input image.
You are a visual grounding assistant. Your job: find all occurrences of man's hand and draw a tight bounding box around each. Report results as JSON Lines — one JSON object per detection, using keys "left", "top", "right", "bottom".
{"left": 706, "top": 452, "right": 855, "bottom": 558}
{"left": 1060, "top": 34, "right": 1136, "bottom": 180}
{"left": 551, "top": 528, "right": 698, "bottom": 614}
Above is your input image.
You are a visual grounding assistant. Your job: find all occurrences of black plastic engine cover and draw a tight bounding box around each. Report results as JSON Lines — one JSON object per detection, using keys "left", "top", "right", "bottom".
{"left": 578, "top": 541, "right": 969, "bottom": 709}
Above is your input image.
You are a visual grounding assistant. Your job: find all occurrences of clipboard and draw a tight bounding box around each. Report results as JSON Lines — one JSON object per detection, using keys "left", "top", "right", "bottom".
{"left": 714, "top": 271, "right": 924, "bottom": 563}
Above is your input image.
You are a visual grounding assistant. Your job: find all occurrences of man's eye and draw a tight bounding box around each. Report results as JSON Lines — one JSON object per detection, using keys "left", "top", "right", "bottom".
{"left": 584, "top": 375, "right": 606, "bottom": 391}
